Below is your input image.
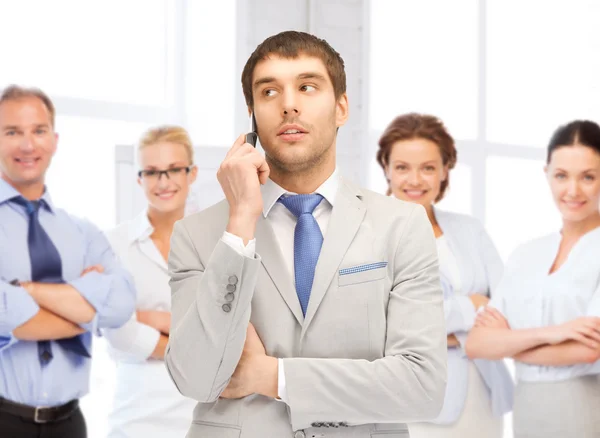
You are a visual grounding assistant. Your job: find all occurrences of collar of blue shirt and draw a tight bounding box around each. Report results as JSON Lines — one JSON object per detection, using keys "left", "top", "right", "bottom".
{"left": 260, "top": 168, "right": 340, "bottom": 218}
{"left": 0, "top": 178, "right": 55, "bottom": 213}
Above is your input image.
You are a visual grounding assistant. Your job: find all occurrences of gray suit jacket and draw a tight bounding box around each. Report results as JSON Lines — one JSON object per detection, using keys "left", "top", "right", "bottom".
{"left": 165, "top": 178, "right": 447, "bottom": 438}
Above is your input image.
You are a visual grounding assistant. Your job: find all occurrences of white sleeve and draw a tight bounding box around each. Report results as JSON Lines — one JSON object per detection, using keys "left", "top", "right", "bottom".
{"left": 221, "top": 231, "right": 256, "bottom": 258}
{"left": 278, "top": 358, "right": 289, "bottom": 404}
{"left": 104, "top": 315, "right": 161, "bottom": 361}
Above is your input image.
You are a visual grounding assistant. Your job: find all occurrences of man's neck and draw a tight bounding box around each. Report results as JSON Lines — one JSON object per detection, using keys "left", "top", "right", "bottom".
{"left": 2, "top": 176, "right": 45, "bottom": 200}
{"left": 267, "top": 155, "right": 336, "bottom": 195}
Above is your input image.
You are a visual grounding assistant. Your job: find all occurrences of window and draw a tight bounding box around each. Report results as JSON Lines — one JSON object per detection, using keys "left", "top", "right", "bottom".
{"left": 437, "top": 162, "right": 473, "bottom": 215}
{"left": 370, "top": 0, "right": 479, "bottom": 140}
{"left": 48, "top": 116, "right": 150, "bottom": 230}
{"left": 486, "top": 156, "right": 560, "bottom": 260}
{"left": 185, "top": 0, "right": 237, "bottom": 146}
{"left": 0, "top": 0, "right": 173, "bottom": 106}
{"left": 486, "top": 0, "right": 600, "bottom": 146}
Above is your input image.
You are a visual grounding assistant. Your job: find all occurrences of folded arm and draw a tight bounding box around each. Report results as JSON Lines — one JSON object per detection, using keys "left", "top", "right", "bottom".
{"left": 67, "top": 220, "right": 136, "bottom": 331}
{"left": 13, "top": 308, "right": 85, "bottom": 341}
{"left": 514, "top": 341, "right": 600, "bottom": 366}
{"left": 466, "top": 307, "right": 600, "bottom": 362}
{"left": 0, "top": 280, "right": 83, "bottom": 349}
{"left": 24, "top": 282, "right": 95, "bottom": 325}
{"left": 283, "top": 206, "right": 448, "bottom": 430}
{"left": 465, "top": 325, "right": 550, "bottom": 360}
{"left": 104, "top": 311, "right": 171, "bottom": 361}
{"left": 165, "top": 222, "right": 260, "bottom": 403}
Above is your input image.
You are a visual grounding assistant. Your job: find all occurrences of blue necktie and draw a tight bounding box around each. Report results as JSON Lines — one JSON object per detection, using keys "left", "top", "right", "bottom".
{"left": 279, "top": 194, "right": 324, "bottom": 316}
{"left": 11, "top": 196, "right": 90, "bottom": 365}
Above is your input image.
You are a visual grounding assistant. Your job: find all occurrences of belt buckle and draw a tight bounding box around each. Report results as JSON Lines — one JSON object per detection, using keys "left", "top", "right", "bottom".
{"left": 34, "top": 406, "right": 48, "bottom": 424}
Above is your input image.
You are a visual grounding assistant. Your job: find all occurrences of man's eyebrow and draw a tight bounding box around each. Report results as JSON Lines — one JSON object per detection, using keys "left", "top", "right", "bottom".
{"left": 253, "top": 72, "right": 328, "bottom": 89}
{"left": 253, "top": 77, "right": 276, "bottom": 89}
{"left": 297, "top": 72, "right": 327, "bottom": 81}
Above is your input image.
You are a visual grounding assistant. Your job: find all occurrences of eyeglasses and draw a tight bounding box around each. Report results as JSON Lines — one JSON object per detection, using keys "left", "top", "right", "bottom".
{"left": 138, "top": 166, "right": 192, "bottom": 181}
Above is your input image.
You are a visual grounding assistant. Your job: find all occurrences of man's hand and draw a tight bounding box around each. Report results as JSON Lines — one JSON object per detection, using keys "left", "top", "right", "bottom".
{"left": 220, "top": 323, "right": 278, "bottom": 399}
{"left": 469, "top": 293, "right": 490, "bottom": 311}
{"left": 218, "top": 134, "right": 270, "bottom": 244}
{"left": 81, "top": 265, "right": 105, "bottom": 276}
{"left": 137, "top": 310, "right": 171, "bottom": 335}
{"left": 475, "top": 306, "right": 510, "bottom": 329}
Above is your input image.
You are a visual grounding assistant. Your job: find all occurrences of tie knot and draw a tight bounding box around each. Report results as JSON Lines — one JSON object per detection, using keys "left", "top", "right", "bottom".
{"left": 11, "top": 196, "right": 41, "bottom": 215}
{"left": 279, "top": 194, "right": 323, "bottom": 218}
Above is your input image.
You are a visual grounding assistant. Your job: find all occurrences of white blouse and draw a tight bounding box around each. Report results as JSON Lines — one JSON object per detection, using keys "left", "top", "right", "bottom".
{"left": 103, "top": 211, "right": 196, "bottom": 438}
{"left": 437, "top": 235, "right": 463, "bottom": 296}
{"left": 489, "top": 226, "right": 600, "bottom": 382}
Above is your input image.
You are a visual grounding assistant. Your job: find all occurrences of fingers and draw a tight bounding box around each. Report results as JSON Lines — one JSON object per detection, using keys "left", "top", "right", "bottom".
{"left": 475, "top": 311, "right": 495, "bottom": 328}
{"left": 574, "top": 332, "right": 598, "bottom": 350}
{"left": 258, "top": 160, "right": 270, "bottom": 185}
{"left": 225, "top": 134, "right": 248, "bottom": 159}
{"left": 580, "top": 326, "right": 600, "bottom": 344}
{"left": 486, "top": 307, "right": 504, "bottom": 321}
{"left": 81, "top": 265, "right": 104, "bottom": 275}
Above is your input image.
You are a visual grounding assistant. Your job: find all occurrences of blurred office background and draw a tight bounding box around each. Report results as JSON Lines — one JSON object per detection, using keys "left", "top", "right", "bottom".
{"left": 1, "top": 1, "right": 599, "bottom": 437}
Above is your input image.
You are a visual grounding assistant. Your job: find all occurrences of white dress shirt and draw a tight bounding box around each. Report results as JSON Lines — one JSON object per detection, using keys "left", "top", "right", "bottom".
{"left": 489, "top": 226, "right": 600, "bottom": 382}
{"left": 103, "top": 211, "right": 196, "bottom": 438}
{"left": 221, "top": 169, "right": 340, "bottom": 402}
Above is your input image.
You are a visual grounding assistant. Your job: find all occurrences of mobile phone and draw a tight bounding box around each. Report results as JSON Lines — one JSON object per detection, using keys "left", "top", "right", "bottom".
{"left": 245, "top": 112, "right": 258, "bottom": 147}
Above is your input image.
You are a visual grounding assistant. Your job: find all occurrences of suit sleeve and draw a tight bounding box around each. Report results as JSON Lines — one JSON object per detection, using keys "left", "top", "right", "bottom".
{"left": 283, "top": 204, "right": 447, "bottom": 430}
{"left": 164, "top": 220, "right": 261, "bottom": 402}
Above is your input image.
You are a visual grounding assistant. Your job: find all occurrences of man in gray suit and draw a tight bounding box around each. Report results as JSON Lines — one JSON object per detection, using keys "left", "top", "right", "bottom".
{"left": 166, "top": 31, "right": 447, "bottom": 438}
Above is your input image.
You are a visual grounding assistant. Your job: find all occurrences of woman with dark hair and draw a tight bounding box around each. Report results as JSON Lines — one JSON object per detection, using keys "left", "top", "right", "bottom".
{"left": 377, "top": 113, "right": 513, "bottom": 438}
{"left": 466, "top": 120, "right": 600, "bottom": 437}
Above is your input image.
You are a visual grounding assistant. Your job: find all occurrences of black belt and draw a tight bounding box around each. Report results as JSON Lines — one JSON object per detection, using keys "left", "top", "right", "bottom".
{"left": 0, "top": 397, "right": 79, "bottom": 423}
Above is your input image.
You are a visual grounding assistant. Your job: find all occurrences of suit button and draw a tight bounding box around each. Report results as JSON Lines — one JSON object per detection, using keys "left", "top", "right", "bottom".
{"left": 228, "top": 275, "right": 238, "bottom": 285}
{"left": 294, "top": 432, "right": 305, "bottom": 438}
{"left": 222, "top": 303, "right": 232, "bottom": 312}
{"left": 226, "top": 284, "right": 236, "bottom": 292}
{"left": 225, "top": 293, "right": 234, "bottom": 302}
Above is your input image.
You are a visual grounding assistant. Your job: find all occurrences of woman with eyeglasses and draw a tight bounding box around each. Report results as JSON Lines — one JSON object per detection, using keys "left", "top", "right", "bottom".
{"left": 466, "top": 120, "right": 600, "bottom": 438}
{"left": 103, "top": 126, "right": 198, "bottom": 438}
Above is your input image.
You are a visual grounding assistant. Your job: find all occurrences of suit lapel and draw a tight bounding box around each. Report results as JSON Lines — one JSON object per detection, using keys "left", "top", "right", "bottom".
{"left": 255, "top": 215, "right": 304, "bottom": 326}
{"left": 301, "top": 179, "right": 366, "bottom": 335}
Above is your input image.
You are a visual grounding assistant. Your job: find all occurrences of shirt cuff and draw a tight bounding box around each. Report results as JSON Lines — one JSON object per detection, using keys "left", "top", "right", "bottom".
{"left": 278, "top": 358, "right": 289, "bottom": 404}
{"left": 68, "top": 271, "right": 112, "bottom": 328}
{"left": 456, "top": 295, "right": 477, "bottom": 331}
{"left": 0, "top": 283, "right": 41, "bottom": 335}
{"left": 221, "top": 231, "right": 256, "bottom": 258}
{"left": 79, "top": 314, "right": 99, "bottom": 334}
{"left": 104, "top": 319, "right": 162, "bottom": 362}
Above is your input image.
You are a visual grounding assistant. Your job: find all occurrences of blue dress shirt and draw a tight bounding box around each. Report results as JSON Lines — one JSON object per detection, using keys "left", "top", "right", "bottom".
{"left": 0, "top": 179, "right": 136, "bottom": 407}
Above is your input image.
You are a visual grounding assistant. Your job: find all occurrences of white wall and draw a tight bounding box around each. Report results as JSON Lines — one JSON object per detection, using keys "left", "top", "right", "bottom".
{"left": 2, "top": 1, "right": 600, "bottom": 437}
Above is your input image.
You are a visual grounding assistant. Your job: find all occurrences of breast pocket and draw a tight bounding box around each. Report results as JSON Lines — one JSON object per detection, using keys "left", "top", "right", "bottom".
{"left": 338, "top": 262, "right": 387, "bottom": 287}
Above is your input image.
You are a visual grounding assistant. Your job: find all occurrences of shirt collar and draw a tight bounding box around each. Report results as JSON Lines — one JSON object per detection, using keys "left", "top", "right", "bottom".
{"left": 0, "top": 178, "right": 55, "bottom": 213}
{"left": 128, "top": 210, "right": 154, "bottom": 243}
{"left": 261, "top": 168, "right": 340, "bottom": 218}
